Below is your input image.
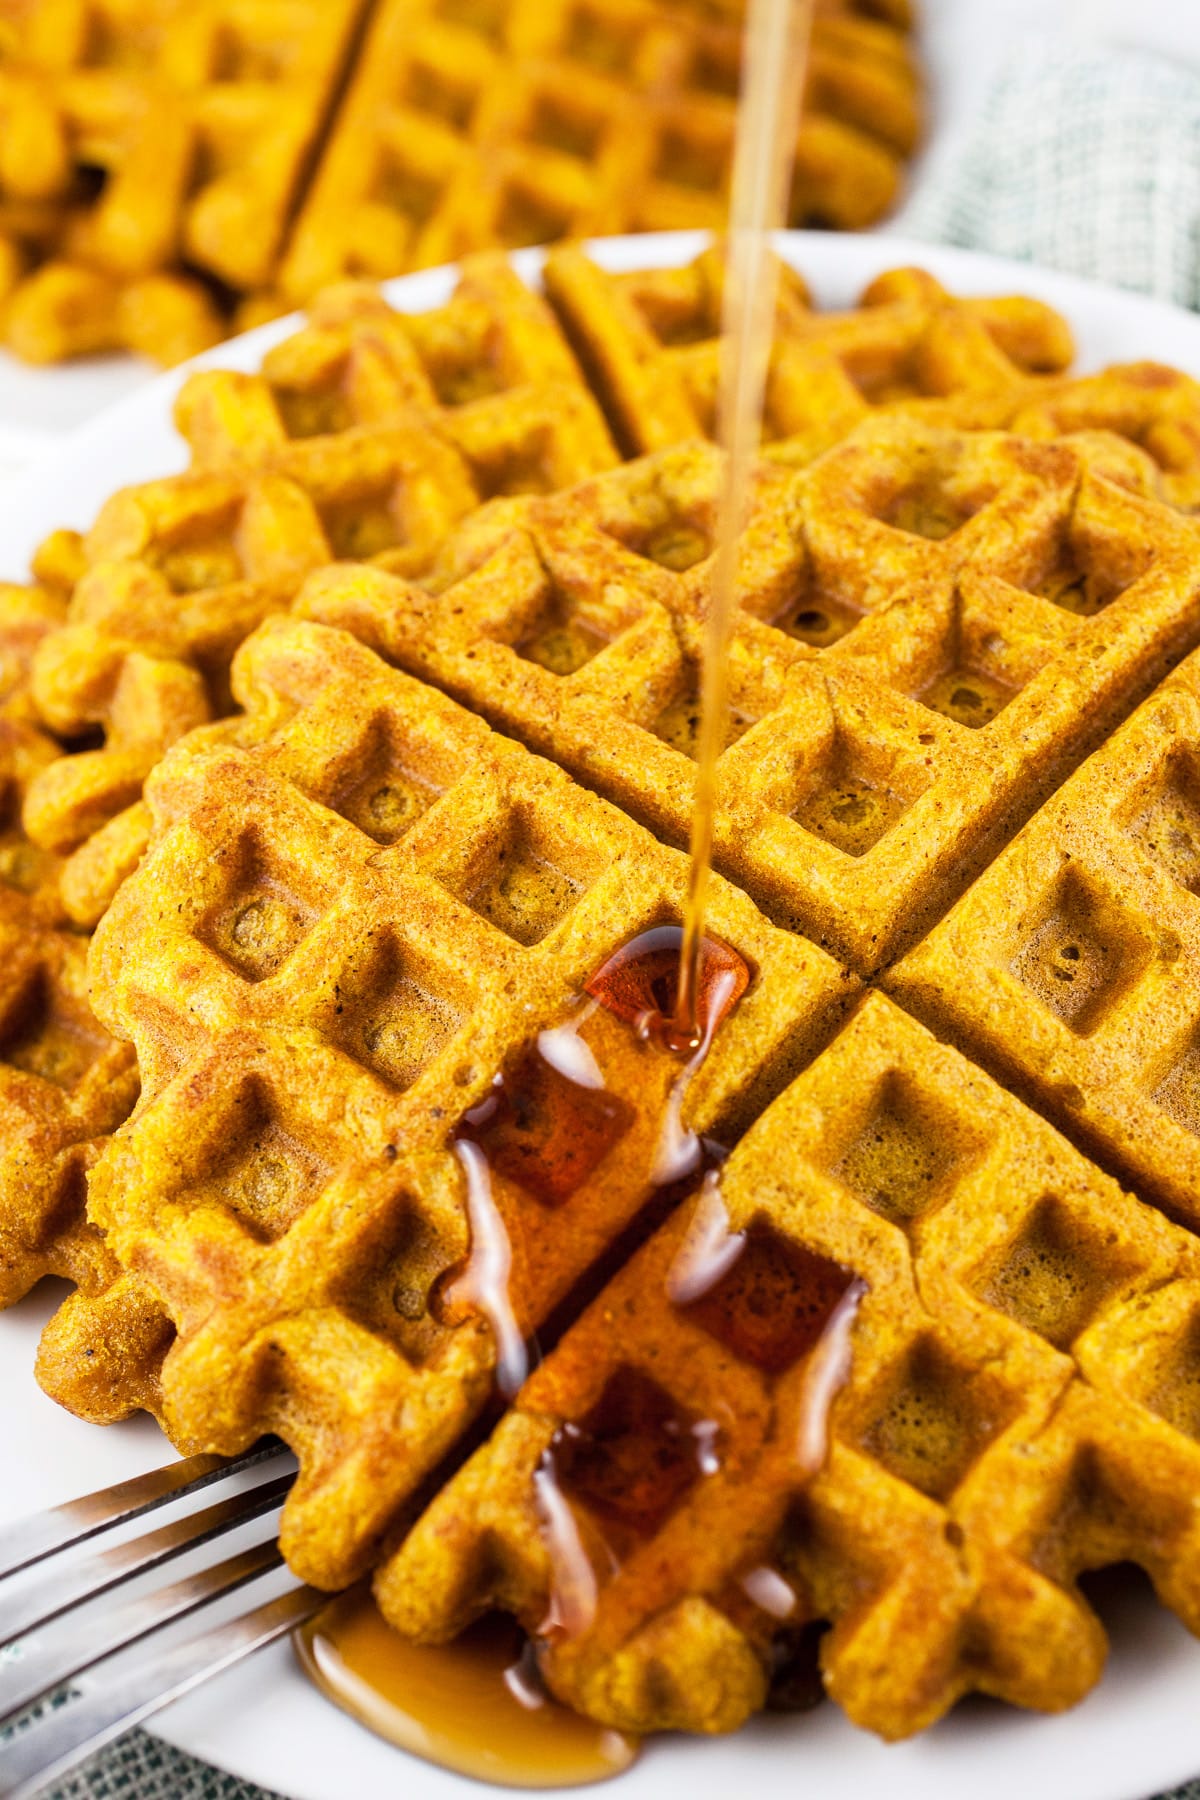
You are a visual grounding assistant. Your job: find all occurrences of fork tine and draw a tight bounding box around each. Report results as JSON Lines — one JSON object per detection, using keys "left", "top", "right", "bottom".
{"left": 0, "top": 1536, "right": 284, "bottom": 1729}
{"left": 0, "top": 1472, "right": 294, "bottom": 1648}
{"left": 0, "top": 1581, "right": 324, "bottom": 1800}
{"left": 0, "top": 1443, "right": 285, "bottom": 1581}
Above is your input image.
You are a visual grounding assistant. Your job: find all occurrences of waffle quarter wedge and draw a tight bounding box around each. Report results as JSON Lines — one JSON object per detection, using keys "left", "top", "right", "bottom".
{"left": 278, "top": 0, "right": 922, "bottom": 306}
{"left": 40, "top": 616, "right": 855, "bottom": 1589}
{"left": 383, "top": 992, "right": 1200, "bottom": 1741}
{"left": 890, "top": 637, "right": 1200, "bottom": 1233}
{"left": 0, "top": 0, "right": 370, "bottom": 363}
{"left": 301, "top": 420, "right": 1200, "bottom": 973}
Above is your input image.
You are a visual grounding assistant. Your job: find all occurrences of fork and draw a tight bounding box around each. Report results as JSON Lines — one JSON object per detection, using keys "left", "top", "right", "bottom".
{"left": 0, "top": 1442, "right": 327, "bottom": 1800}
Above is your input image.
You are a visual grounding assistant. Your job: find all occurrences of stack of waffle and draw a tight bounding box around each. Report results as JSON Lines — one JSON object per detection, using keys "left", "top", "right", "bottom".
{"left": 10, "top": 242, "right": 1200, "bottom": 1746}
{"left": 0, "top": 0, "right": 924, "bottom": 364}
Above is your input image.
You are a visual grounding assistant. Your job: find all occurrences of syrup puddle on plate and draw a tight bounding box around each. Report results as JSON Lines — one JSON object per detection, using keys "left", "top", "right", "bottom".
{"left": 297, "top": 1589, "right": 639, "bottom": 1789}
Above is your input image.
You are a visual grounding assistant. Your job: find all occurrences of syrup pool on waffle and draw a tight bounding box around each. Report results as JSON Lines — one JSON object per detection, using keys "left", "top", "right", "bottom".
{"left": 302, "top": 923, "right": 865, "bottom": 1784}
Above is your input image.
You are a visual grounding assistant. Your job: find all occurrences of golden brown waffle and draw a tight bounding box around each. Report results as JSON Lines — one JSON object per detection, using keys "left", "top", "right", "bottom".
{"left": 1011, "top": 361, "right": 1200, "bottom": 511}
{"left": 890, "top": 638, "right": 1200, "bottom": 1234}
{"left": 0, "top": 0, "right": 370, "bottom": 363}
{"left": 382, "top": 990, "right": 1200, "bottom": 1739}
{"left": 300, "top": 418, "right": 1200, "bottom": 973}
{"left": 175, "top": 254, "right": 619, "bottom": 488}
{"left": 22, "top": 253, "right": 620, "bottom": 925}
{"left": 40, "top": 615, "right": 854, "bottom": 1588}
{"left": 542, "top": 244, "right": 1077, "bottom": 459}
{"left": 0, "top": 579, "right": 139, "bottom": 1308}
{"left": 277, "top": 0, "right": 922, "bottom": 306}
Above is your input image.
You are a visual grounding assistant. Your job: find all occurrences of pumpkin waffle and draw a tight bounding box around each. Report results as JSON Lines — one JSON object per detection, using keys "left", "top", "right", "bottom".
{"left": 22, "top": 255, "right": 620, "bottom": 924}
{"left": 541, "top": 243, "right": 1077, "bottom": 460}
{"left": 890, "top": 637, "right": 1200, "bottom": 1235}
{"left": 0, "top": 0, "right": 370, "bottom": 364}
{"left": 0, "top": 580, "right": 139, "bottom": 1310}
{"left": 1010, "top": 361, "right": 1200, "bottom": 512}
{"left": 38, "top": 615, "right": 855, "bottom": 1589}
{"left": 300, "top": 417, "right": 1200, "bottom": 973}
{"left": 277, "top": 0, "right": 922, "bottom": 307}
{"left": 367, "top": 987, "right": 1200, "bottom": 1738}
{"left": 175, "top": 255, "right": 619, "bottom": 489}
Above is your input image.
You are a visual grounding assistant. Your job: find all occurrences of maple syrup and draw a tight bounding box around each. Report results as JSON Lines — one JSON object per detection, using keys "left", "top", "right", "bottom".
{"left": 298, "top": 1589, "right": 639, "bottom": 1789}
{"left": 674, "top": 0, "right": 816, "bottom": 1043}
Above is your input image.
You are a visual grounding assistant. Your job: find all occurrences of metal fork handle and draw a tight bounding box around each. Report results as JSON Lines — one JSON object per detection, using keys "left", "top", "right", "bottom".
{"left": 0, "top": 1472, "right": 295, "bottom": 1647}
{"left": 0, "top": 1536, "right": 284, "bottom": 1728}
{"left": 0, "top": 1582, "right": 325, "bottom": 1800}
{"left": 0, "top": 1443, "right": 285, "bottom": 1581}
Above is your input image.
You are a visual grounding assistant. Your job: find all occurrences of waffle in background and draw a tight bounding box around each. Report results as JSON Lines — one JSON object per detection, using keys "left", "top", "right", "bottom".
{"left": 889, "top": 639, "right": 1200, "bottom": 1234}
{"left": 0, "top": 0, "right": 372, "bottom": 364}
{"left": 384, "top": 990, "right": 1200, "bottom": 1739}
{"left": 38, "top": 615, "right": 855, "bottom": 1589}
{"left": 299, "top": 415, "right": 1200, "bottom": 973}
{"left": 267, "top": 0, "right": 920, "bottom": 303}
{"left": 0, "top": 0, "right": 924, "bottom": 366}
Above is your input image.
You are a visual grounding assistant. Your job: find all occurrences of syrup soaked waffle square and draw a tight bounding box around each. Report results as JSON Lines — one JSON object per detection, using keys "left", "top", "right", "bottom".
{"left": 0, "top": 0, "right": 371, "bottom": 363}
{"left": 278, "top": 0, "right": 921, "bottom": 306}
{"left": 39, "top": 615, "right": 855, "bottom": 1588}
{"left": 383, "top": 992, "right": 1200, "bottom": 1741}
{"left": 301, "top": 417, "right": 1200, "bottom": 973}
{"left": 890, "top": 639, "right": 1200, "bottom": 1235}
{"left": 542, "top": 244, "right": 1076, "bottom": 459}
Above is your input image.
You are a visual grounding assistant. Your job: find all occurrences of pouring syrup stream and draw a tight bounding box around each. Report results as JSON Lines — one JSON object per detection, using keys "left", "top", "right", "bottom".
{"left": 675, "top": 0, "right": 815, "bottom": 1047}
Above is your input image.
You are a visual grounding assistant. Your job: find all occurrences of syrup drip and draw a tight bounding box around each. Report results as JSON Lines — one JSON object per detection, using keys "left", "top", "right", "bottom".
{"left": 446, "top": 1138, "right": 529, "bottom": 1398}
{"left": 675, "top": 0, "right": 815, "bottom": 1044}
{"left": 298, "top": 1589, "right": 638, "bottom": 1789}
{"left": 740, "top": 1565, "right": 799, "bottom": 1621}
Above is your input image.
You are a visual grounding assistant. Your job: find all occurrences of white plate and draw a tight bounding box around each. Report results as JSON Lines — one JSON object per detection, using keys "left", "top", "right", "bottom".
{"left": 3, "top": 232, "right": 1200, "bottom": 1800}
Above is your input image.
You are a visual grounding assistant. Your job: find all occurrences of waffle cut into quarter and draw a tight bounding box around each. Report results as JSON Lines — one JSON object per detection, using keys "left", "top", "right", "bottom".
{"left": 277, "top": 0, "right": 922, "bottom": 307}
{"left": 384, "top": 992, "right": 1200, "bottom": 1740}
{"left": 299, "top": 416, "right": 1200, "bottom": 973}
{"left": 39, "top": 616, "right": 855, "bottom": 1590}
{"left": 890, "top": 636, "right": 1200, "bottom": 1235}
{"left": 18, "top": 253, "right": 619, "bottom": 929}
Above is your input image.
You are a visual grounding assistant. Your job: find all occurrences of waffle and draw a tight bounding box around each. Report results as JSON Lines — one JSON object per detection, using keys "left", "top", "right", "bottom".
{"left": 276, "top": 0, "right": 922, "bottom": 305}
{"left": 383, "top": 990, "right": 1200, "bottom": 1739}
{"left": 34, "top": 249, "right": 1086, "bottom": 938}
{"left": 0, "top": 579, "right": 139, "bottom": 1308}
{"left": 21, "top": 254, "right": 620, "bottom": 925}
{"left": 0, "top": 0, "right": 370, "bottom": 364}
{"left": 1010, "top": 362, "right": 1200, "bottom": 512}
{"left": 890, "top": 638, "right": 1200, "bottom": 1235}
{"left": 175, "top": 255, "right": 619, "bottom": 488}
{"left": 0, "top": 1, "right": 926, "bottom": 364}
{"left": 542, "top": 244, "right": 1077, "bottom": 459}
{"left": 39, "top": 615, "right": 854, "bottom": 1588}
{"left": 299, "top": 417, "right": 1200, "bottom": 973}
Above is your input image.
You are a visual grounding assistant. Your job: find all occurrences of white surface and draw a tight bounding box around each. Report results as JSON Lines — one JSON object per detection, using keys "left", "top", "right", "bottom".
{"left": 4, "top": 230, "right": 1200, "bottom": 1800}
